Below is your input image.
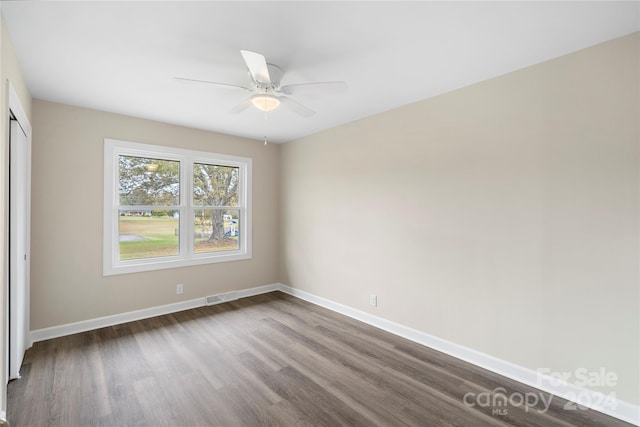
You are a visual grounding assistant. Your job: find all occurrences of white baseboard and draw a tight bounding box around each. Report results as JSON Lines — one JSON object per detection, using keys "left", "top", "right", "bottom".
{"left": 30, "top": 283, "right": 280, "bottom": 343}
{"left": 276, "top": 284, "right": 640, "bottom": 426}
{"left": 234, "top": 283, "right": 280, "bottom": 299}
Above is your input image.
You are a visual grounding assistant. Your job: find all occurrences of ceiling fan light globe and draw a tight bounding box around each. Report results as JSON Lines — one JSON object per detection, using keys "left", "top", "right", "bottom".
{"left": 251, "top": 94, "right": 281, "bottom": 112}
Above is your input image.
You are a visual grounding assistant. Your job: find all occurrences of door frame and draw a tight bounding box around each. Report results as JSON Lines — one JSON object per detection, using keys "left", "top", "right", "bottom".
{"left": 5, "top": 81, "right": 32, "bottom": 384}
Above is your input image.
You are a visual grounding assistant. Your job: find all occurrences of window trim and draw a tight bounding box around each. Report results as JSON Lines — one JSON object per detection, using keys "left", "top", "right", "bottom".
{"left": 103, "top": 138, "right": 252, "bottom": 276}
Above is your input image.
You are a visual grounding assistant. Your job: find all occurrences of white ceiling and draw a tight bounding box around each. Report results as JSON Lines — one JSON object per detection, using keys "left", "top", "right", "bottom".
{"left": 1, "top": 1, "right": 638, "bottom": 143}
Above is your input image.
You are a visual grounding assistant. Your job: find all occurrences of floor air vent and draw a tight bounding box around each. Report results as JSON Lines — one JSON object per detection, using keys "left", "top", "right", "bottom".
{"left": 205, "top": 292, "right": 237, "bottom": 306}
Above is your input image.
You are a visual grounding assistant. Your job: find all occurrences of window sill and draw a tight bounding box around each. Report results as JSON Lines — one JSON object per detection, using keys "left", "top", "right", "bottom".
{"left": 103, "top": 251, "right": 252, "bottom": 276}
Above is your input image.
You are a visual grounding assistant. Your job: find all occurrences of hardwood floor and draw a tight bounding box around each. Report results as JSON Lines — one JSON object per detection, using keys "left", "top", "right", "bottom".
{"left": 8, "top": 292, "right": 631, "bottom": 426}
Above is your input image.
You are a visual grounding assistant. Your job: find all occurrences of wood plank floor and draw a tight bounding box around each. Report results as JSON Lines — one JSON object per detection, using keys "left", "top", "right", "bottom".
{"left": 8, "top": 292, "right": 631, "bottom": 426}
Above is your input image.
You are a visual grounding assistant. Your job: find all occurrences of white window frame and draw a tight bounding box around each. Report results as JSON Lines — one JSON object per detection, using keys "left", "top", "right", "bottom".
{"left": 103, "top": 138, "right": 252, "bottom": 276}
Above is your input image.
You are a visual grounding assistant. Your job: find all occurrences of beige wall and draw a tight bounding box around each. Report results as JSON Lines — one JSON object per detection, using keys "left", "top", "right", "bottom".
{"left": 30, "top": 100, "right": 280, "bottom": 329}
{"left": 280, "top": 33, "right": 640, "bottom": 404}
{"left": 0, "top": 14, "right": 32, "bottom": 415}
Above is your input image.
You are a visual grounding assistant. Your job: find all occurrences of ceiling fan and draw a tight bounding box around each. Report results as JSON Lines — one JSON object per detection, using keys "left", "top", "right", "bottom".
{"left": 175, "top": 50, "right": 347, "bottom": 117}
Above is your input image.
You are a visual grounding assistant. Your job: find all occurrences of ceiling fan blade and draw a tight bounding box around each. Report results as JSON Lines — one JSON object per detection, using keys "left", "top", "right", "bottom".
{"left": 280, "top": 81, "right": 347, "bottom": 95}
{"left": 230, "top": 97, "right": 253, "bottom": 114}
{"left": 280, "top": 96, "right": 315, "bottom": 117}
{"left": 240, "top": 50, "right": 271, "bottom": 85}
{"left": 174, "top": 77, "right": 250, "bottom": 91}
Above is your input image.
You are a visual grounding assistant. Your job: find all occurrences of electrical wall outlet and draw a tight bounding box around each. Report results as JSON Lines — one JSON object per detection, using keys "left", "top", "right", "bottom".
{"left": 176, "top": 284, "right": 184, "bottom": 295}
{"left": 370, "top": 294, "right": 377, "bottom": 307}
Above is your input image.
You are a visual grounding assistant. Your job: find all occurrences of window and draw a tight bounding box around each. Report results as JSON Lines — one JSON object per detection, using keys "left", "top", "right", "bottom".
{"left": 104, "top": 139, "right": 251, "bottom": 275}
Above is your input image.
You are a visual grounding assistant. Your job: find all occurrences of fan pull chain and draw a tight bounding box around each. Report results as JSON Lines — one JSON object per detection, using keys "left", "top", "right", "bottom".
{"left": 263, "top": 111, "right": 269, "bottom": 146}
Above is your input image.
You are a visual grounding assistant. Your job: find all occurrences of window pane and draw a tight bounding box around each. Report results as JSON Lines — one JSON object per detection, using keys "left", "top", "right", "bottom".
{"left": 193, "top": 163, "right": 239, "bottom": 207}
{"left": 194, "top": 209, "right": 240, "bottom": 253}
{"left": 119, "top": 155, "right": 180, "bottom": 205}
{"left": 119, "top": 210, "right": 180, "bottom": 260}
